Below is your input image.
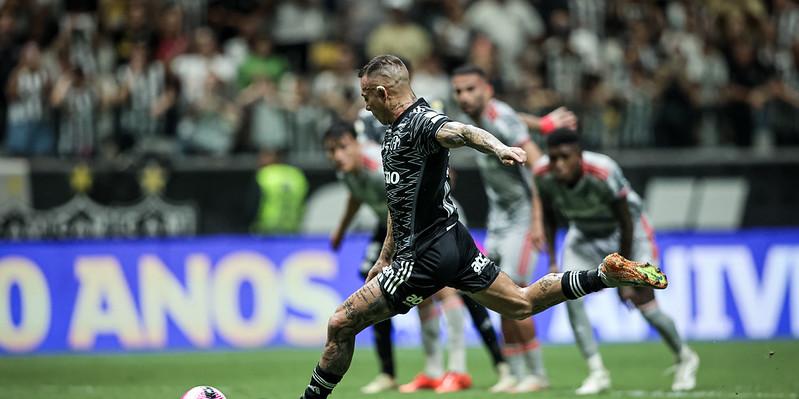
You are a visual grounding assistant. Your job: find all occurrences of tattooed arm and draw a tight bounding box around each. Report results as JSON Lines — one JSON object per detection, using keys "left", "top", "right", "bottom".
{"left": 435, "top": 121, "right": 527, "bottom": 165}
{"left": 366, "top": 212, "right": 394, "bottom": 281}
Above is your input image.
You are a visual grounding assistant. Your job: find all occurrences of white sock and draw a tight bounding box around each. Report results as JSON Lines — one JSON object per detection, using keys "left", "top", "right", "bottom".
{"left": 587, "top": 353, "right": 606, "bottom": 373}
{"left": 420, "top": 305, "right": 443, "bottom": 378}
{"left": 442, "top": 296, "right": 466, "bottom": 373}
{"left": 503, "top": 344, "right": 526, "bottom": 378}
{"left": 522, "top": 340, "right": 547, "bottom": 378}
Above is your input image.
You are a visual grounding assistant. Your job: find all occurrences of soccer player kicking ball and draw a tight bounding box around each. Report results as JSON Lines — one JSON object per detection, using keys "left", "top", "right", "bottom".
{"left": 323, "top": 122, "right": 500, "bottom": 394}
{"left": 299, "top": 55, "right": 668, "bottom": 399}
{"left": 450, "top": 64, "right": 577, "bottom": 393}
{"left": 534, "top": 129, "right": 699, "bottom": 394}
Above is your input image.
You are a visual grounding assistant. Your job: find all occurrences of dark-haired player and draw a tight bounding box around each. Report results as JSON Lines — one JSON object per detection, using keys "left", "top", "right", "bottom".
{"left": 323, "top": 122, "right": 396, "bottom": 393}
{"left": 299, "top": 55, "right": 668, "bottom": 399}
{"left": 534, "top": 129, "right": 699, "bottom": 394}
{"left": 450, "top": 64, "right": 576, "bottom": 393}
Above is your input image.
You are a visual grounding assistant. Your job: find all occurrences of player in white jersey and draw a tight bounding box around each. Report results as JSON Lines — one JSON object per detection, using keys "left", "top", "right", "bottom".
{"left": 534, "top": 129, "right": 699, "bottom": 394}
{"left": 299, "top": 55, "right": 669, "bottom": 399}
{"left": 450, "top": 65, "right": 577, "bottom": 393}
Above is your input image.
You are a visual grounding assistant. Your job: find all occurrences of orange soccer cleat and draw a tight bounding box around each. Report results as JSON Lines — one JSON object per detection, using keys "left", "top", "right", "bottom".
{"left": 399, "top": 373, "right": 442, "bottom": 393}
{"left": 434, "top": 372, "right": 473, "bottom": 393}
{"left": 599, "top": 253, "right": 668, "bottom": 289}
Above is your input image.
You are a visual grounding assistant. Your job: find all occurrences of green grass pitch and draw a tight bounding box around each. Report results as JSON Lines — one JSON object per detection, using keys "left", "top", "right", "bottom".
{"left": 1, "top": 341, "right": 796, "bottom": 399}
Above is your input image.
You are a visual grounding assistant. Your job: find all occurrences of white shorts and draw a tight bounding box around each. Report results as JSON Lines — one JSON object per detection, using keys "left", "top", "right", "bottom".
{"left": 485, "top": 224, "right": 538, "bottom": 284}
{"left": 562, "top": 216, "right": 658, "bottom": 272}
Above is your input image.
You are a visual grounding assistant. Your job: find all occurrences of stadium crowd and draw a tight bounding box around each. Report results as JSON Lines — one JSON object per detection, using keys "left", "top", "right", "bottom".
{"left": 1, "top": 0, "right": 798, "bottom": 159}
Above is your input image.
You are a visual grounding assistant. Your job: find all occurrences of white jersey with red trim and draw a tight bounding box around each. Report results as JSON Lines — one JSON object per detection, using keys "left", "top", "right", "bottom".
{"left": 463, "top": 99, "right": 533, "bottom": 232}
{"left": 534, "top": 151, "right": 644, "bottom": 237}
{"left": 337, "top": 143, "right": 389, "bottom": 223}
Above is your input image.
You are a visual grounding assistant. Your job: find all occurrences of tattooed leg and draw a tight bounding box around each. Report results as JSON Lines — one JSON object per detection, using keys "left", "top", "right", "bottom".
{"left": 320, "top": 278, "right": 395, "bottom": 375}
{"left": 469, "top": 272, "right": 570, "bottom": 320}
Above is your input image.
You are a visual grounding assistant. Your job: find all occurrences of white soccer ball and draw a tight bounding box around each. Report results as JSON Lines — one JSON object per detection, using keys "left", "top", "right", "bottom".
{"left": 181, "top": 386, "right": 226, "bottom": 399}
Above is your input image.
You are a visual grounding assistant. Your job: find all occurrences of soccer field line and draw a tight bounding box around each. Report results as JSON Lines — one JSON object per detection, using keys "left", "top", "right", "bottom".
{"left": 612, "top": 390, "right": 798, "bottom": 398}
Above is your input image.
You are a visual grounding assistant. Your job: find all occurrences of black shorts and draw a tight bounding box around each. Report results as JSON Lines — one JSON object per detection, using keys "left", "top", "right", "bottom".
{"left": 376, "top": 222, "right": 500, "bottom": 314}
{"left": 359, "top": 224, "right": 388, "bottom": 278}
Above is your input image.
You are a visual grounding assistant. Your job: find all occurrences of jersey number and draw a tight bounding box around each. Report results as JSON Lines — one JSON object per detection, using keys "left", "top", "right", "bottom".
{"left": 384, "top": 171, "right": 400, "bottom": 184}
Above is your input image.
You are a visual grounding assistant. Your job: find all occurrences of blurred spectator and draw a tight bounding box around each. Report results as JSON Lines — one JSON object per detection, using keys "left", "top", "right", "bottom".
{"left": 56, "top": 12, "right": 100, "bottom": 76}
{"left": 576, "top": 72, "right": 612, "bottom": 148}
{"left": 238, "top": 34, "right": 289, "bottom": 89}
{"left": 171, "top": 27, "right": 235, "bottom": 106}
{"left": 653, "top": 60, "right": 699, "bottom": 148}
{"left": 236, "top": 77, "right": 289, "bottom": 153}
{"left": 773, "top": 0, "right": 799, "bottom": 51}
{"left": 569, "top": 0, "right": 607, "bottom": 37}
{"left": 177, "top": 74, "right": 239, "bottom": 155}
{"left": 0, "top": 9, "right": 23, "bottom": 147}
{"left": 367, "top": 0, "right": 432, "bottom": 68}
{"left": 282, "top": 74, "right": 334, "bottom": 158}
{"left": 432, "top": 0, "right": 473, "bottom": 72}
{"left": 769, "top": 40, "right": 799, "bottom": 145}
{"left": 617, "top": 64, "right": 656, "bottom": 147}
{"left": 723, "top": 40, "right": 772, "bottom": 147}
{"left": 154, "top": 4, "right": 189, "bottom": 63}
{"left": 543, "top": 9, "right": 585, "bottom": 104}
{"left": 272, "top": 0, "right": 327, "bottom": 72}
{"left": 114, "top": 41, "right": 175, "bottom": 153}
{"left": 312, "top": 43, "right": 362, "bottom": 121}
{"left": 468, "top": 34, "right": 503, "bottom": 92}
{"left": 207, "top": 0, "right": 266, "bottom": 45}
{"left": 465, "top": 0, "right": 544, "bottom": 84}
{"left": 251, "top": 148, "right": 309, "bottom": 235}
{"left": 689, "top": 41, "right": 729, "bottom": 146}
{"left": 337, "top": 0, "right": 384, "bottom": 52}
{"left": 111, "top": 2, "right": 154, "bottom": 65}
{"left": 173, "top": 0, "right": 207, "bottom": 32}
{"left": 50, "top": 66, "right": 101, "bottom": 157}
{"left": 6, "top": 42, "right": 54, "bottom": 156}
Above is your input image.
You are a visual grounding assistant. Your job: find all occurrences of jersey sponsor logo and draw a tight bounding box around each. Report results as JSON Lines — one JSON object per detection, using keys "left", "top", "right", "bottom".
{"left": 384, "top": 171, "right": 400, "bottom": 185}
{"left": 471, "top": 252, "right": 491, "bottom": 275}
{"left": 403, "top": 294, "right": 424, "bottom": 307}
{"left": 385, "top": 135, "right": 401, "bottom": 151}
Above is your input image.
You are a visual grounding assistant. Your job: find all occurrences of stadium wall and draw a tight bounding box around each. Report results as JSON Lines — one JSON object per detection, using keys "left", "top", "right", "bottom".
{"left": 1, "top": 229, "right": 798, "bottom": 355}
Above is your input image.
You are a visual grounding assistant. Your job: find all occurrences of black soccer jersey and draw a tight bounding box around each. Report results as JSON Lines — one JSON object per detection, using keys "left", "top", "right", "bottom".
{"left": 381, "top": 98, "right": 459, "bottom": 262}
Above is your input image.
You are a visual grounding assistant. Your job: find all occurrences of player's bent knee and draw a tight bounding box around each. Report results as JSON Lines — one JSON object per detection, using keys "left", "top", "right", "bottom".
{"left": 327, "top": 309, "right": 355, "bottom": 337}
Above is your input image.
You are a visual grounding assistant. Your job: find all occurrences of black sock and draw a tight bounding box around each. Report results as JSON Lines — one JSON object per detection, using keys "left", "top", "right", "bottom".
{"left": 461, "top": 293, "right": 505, "bottom": 366}
{"left": 561, "top": 270, "right": 608, "bottom": 300}
{"left": 301, "top": 364, "right": 343, "bottom": 399}
{"left": 373, "top": 319, "right": 395, "bottom": 377}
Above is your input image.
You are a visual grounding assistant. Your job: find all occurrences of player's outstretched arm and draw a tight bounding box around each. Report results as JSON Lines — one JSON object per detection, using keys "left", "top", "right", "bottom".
{"left": 366, "top": 212, "right": 394, "bottom": 281}
{"left": 436, "top": 121, "right": 527, "bottom": 165}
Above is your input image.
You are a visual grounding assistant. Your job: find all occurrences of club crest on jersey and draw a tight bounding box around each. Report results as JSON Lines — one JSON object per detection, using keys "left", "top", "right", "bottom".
{"left": 385, "top": 135, "right": 401, "bottom": 151}
{"left": 471, "top": 253, "right": 491, "bottom": 275}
